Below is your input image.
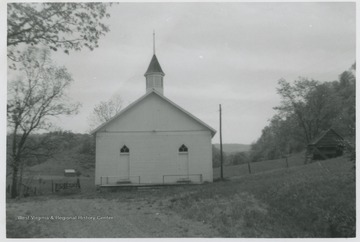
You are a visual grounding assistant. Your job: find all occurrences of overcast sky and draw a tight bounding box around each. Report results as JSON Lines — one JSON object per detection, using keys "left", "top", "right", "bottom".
{"left": 7, "top": 2, "right": 356, "bottom": 144}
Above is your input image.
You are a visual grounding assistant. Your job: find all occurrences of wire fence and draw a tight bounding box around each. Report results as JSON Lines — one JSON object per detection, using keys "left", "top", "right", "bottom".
{"left": 6, "top": 176, "right": 90, "bottom": 197}
{"left": 213, "top": 154, "right": 305, "bottom": 179}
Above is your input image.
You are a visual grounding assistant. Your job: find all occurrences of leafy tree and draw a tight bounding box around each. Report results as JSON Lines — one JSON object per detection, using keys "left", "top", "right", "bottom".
{"left": 332, "top": 65, "right": 356, "bottom": 140}
{"left": 7, "top": 47, "right": 79, "bottom": 198}
{"left": 275, "top": 78, "right": 341, "bottom": 144}
{"left": 250, "top": 114, "right": 305, "bottom": 162}
{"left": 7, "top": 2, "right": 112, "bottom": 64}
{"left": 88, "top": 94, "right": 123, "bottom": 130}
{"left": 250, "top": 63, "right": 355, "bottom": 162}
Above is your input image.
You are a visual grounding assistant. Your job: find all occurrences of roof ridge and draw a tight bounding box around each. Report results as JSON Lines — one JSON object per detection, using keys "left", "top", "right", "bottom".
{"left": 309, "top": 128, "right": 343, "bottom": 145}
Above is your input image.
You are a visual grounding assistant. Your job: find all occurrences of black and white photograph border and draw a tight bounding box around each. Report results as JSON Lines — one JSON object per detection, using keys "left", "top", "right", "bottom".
{"left": 1, "top": 0, "right": 357, "bottom": 240}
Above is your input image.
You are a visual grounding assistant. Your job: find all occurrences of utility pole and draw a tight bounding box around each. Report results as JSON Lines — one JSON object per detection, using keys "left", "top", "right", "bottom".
{"left": 219, "top": 104, "right": 224, "bottom": 180}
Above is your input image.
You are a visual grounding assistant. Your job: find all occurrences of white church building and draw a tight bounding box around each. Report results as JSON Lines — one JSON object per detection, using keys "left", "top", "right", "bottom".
{"left": 91, "top": 49, "right": 216, "bottom": 186}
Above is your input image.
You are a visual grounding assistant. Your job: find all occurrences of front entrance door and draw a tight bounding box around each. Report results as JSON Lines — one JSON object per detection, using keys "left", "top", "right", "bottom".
{"left": 119, "top": 154, "right": 130, "bottom": 180}
{"left": 178, "top": 153, "right": 189, "bottom": 177}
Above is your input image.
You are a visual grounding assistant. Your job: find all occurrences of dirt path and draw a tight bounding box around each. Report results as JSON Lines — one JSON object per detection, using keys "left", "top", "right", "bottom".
{"left": 7, "top": 197, "right": 219, "bottom": 238}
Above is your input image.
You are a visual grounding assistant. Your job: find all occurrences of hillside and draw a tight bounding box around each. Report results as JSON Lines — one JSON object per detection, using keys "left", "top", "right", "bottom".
{"left": 7, "top": 156, "right": 355, "bottom": 238}
{"left": 213, "top": 143, "right": 251, "bottom": 153}
{"left": 213, "top": 151, "right": 305, "bottom": 178}
{"left": 26, "top": 149, "right": 94, "bottom": 178}
{"left": 170, "top": 156, "right": 355, "bottom": 237}
{"left": 6, "top": 132, "right": 95, "bottom": 180}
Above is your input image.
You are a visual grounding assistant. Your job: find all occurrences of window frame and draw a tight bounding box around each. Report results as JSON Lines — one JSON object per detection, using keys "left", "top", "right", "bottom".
{"left": 120, "top": 145, "right": 130, "bottom": 154}
{"left": 178, "top": 144, "right": 188, "bottom": 153}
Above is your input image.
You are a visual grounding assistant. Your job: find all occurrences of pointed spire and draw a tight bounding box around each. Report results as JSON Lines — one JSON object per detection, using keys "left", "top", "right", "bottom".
{"left": 145, "top": 31, "right": 164, "bottom": 76}
{"left": 145, "top": 55, "right": 164, "bottom": 76}
{"left": 145, "top": 31, "right": 165, "bottom": 95}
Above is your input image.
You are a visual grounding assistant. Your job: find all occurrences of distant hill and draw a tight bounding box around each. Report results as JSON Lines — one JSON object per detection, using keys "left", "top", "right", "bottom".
{"left": 213, "top": 143, "right": 251, "bottom": 153}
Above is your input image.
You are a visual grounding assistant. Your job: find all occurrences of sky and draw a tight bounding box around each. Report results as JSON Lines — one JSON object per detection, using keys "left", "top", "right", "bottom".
{"left": 4, "top": 2, "right": 357, "bottom": 144}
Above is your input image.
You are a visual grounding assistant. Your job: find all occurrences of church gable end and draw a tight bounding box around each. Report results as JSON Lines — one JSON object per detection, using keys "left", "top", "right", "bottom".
{"left": 97, "top": 92, "right": 212, "bottom": 134}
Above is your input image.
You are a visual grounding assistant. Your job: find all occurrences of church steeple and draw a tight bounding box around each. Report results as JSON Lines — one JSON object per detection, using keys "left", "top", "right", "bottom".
{"left": 144, "top": 31, "right": 165, "bottom": 95}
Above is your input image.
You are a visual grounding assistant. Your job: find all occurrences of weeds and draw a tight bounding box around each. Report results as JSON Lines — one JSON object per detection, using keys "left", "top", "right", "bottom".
{"left": 167, "top": 157, "right": 355, "bottom": 237}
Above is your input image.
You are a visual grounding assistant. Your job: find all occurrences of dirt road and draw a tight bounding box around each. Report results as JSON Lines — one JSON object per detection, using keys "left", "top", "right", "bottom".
{"left": 7, "top": 196, "right": 219, "bottom": 238}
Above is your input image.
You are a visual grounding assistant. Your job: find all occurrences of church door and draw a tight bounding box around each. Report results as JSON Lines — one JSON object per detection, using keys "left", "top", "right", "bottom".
{"left": 119, "top": 145, "right": 130, "bottom": 180}
{"left": 178, "top": 153, "right": 188, "bottom": 176}
{"left": 178, "top": 145, "right": 189, "bottom": 177}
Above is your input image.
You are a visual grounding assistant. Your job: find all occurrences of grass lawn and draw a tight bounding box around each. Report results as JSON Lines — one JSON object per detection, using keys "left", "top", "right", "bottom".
{"left": 7, "top": 156, "right": 355, "bottom": 238}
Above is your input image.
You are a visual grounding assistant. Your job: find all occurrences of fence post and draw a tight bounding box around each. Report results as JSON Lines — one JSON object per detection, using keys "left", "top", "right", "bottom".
{"left": 285, "top": 156, "right": 289, "bottom": 168}
{"left": 51, "top": 180, "right": 54, "bottom": 193}
{"left": 77, "top": 178, "right": 81, "bottom": 189}
{"left": 247, "top": 161, "right": 252, "bottom": 174}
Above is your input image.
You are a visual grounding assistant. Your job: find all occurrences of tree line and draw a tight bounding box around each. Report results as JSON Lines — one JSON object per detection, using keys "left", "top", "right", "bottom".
{"left": 250, "top": 64, "right": 356, "bottom": 162}
{"left": 212, "top": 146, "right": 250, "bottom": 167}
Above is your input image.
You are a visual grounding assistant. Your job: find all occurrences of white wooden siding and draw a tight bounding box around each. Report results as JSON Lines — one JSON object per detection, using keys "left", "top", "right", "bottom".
{"left": 95, "top": 131, "right": 212, "bottom": 184}
{"left": 95, "top": 92, "right": 213, "bottom": 185}
{"left": 99, "top": 94, "right": 207, "bottom": 133}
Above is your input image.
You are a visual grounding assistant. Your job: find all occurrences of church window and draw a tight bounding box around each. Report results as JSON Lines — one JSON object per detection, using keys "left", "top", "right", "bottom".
{"left": 120, "top": 145, "right": 130, "bottom": 153}
{"left": 179, "top": 144, "right": 188, "bottom": 152}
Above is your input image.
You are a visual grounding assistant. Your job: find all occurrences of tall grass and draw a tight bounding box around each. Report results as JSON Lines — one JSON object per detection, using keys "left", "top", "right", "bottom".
{"left": 169, "top": 157, "right": 355, "bottom": 237}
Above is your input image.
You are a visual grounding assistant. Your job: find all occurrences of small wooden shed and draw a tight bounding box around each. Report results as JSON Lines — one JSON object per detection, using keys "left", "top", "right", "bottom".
{"left": 307, "top": 129, "right": 345, "bottom": 160}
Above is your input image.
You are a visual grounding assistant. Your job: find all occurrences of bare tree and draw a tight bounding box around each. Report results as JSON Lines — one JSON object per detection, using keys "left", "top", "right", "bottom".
{"left": 7, "top": 47, "right": 79, "bottom": 198}
{"left": 88, "top": 94, "right": 123, "bottom": 130}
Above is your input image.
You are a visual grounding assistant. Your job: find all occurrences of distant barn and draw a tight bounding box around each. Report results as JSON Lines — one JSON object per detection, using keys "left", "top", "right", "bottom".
{"left": 307, "top": 129, "right": 345, "bottom": 160}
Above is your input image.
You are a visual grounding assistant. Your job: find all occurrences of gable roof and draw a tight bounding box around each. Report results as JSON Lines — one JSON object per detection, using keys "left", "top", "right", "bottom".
{"left": 309, "top": 128, "right": 344, "bottom": 146}
{"left": 90, "top": 90, "right": 216, "bottom": 137}
{"left": 144, "top": 54, "right": 165, "bottom": 76}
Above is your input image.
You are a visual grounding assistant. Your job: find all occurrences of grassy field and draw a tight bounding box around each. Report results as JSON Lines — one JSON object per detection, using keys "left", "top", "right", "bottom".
{"left": 213, "top": 151, "right": 305, "bottom": 179}
{"left": 7, "top": 155, "right": 355, "bottom": 238}
{"left": 16, "top": 151, "right": 305, "bottom": 196}
{"left": 171, "top": 156, "right": 355, "bottom": 237}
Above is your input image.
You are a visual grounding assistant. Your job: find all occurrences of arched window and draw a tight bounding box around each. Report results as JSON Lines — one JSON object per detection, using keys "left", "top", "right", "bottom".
{"left": 120, "top": 145, "right": 129, "bottom": 153}
{"left": 179, "top": 144, "right": 188, "bottom": 152}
